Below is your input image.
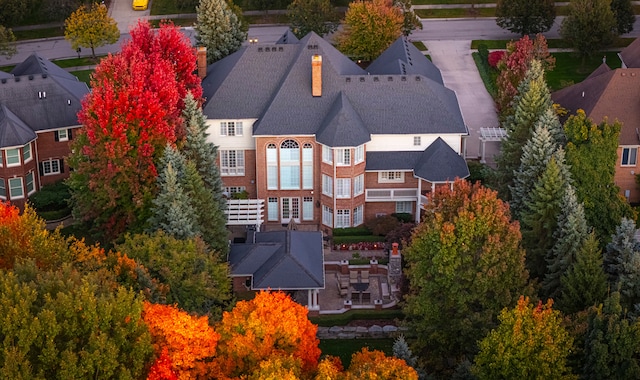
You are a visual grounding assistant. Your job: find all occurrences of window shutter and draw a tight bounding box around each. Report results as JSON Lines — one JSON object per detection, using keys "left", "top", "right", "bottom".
{"left": 54, "top": 131, "right": 59, "bottom": 142}
{"left": 68, "top": 129, "right": 73, "bottom": 140}
{"left": 60, "top": 159, "right": 64, "bottom": 173}
{"left": 38, "top": 162, "right": 43, "bottom": 176}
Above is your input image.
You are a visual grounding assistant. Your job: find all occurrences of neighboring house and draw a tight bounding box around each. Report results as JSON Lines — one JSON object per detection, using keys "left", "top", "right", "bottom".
{"left": 552, "top": 39, "right": 640, "bottom": 203}
{"left": 0, "top": 54, "right": 88, "bottom": 207}
{"left": 201, "top": 31, "right": 469, "bottom": 231}
{"left": 619, "top": 36, "right": 640, "bottom": 69}
{"left": 229, "top": 229, "right": 324, "bottom": 312}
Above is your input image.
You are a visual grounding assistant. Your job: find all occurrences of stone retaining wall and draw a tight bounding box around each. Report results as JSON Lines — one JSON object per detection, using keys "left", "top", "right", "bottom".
{"left": 317, "top": 325, "right": 407, "bottom": 339}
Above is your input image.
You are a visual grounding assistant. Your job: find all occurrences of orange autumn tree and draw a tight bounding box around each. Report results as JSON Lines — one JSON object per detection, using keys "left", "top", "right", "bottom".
{"left": 142, "top": 302, "right": 219, "bottom": 379}
{"left": 213, "top": 291, "right": 321, "bottom": 378}
{"left": 345, "top": 348, "right": 419, "bottom": 380}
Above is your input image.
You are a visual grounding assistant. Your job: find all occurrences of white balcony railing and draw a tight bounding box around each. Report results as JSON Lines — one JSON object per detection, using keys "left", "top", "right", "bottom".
{"left": 225, "top": 199, "right": 264, "bottom": 226}
{"left": 365, "top": 188, "right": 419, "bottom": 202}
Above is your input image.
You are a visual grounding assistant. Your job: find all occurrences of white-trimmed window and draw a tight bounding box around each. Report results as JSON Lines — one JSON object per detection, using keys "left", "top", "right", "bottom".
{"left": 268, "top": 197, "right": 278, "bottom": 221}
{"left": 220, "top": 121, "right": 243, "bottom": 136}
{"left": 267, "top": 143, "right": 278, "bottom": 189}
{"left": 322, "top": 145, "right": 333, "bottom": 163}
{"left": 354, "top": 174, "right": 364, "bottom": 196}
{"left": 0, "top": 179, "right": 5, "bottom": 199}
{"left": 322, "top": 205, "right": 333, "bottom": 227}
{"left": 280, "top": 140, "right": 300, "bottom": 189}
{"left": 354, "top": 145, "right": 364, "bottom": 163}
{"left": 396, "top": 201, "right": 412, "bottom": 214}
{"left": 621, "top": 147, "right": 637, "bottom": 166}
{"left": 224, "top": 186, "right": 246, "bottom": 196}
{"left": 322, "top": 175, "right": 333, "bottom": 196}
{"left": 336, "top": 148, "right": 350, "bottom": 166}
{"left": 6, "top": 148, "right": 20, "bottom": 167}
{"left": 55, "top": 129, "right": 69, "bottom": 142}
{"left": 41, "top": 159, "right": 61, "bottom": 175}
{"left": 25, "top": 172, "right": 35, "bottom": 195}
{"left": 336, "top": 209, "right": 350, "bottom": 228}
{"left": 413, "top": 136, "right": 421, "bottom": 146}
{"left": 8, "top": 177, "right": 23, "bottom": 199}
{"left": 303, "top": 143, "right": 313, "bottom": 189}
{"left": 220, "top": 150, "right": 245, "bottom": 175}
{"left": 353, "top": 205, "right": 364, "bottom": 226}
{"left": 303, "top": 196, "right": 314, "bottom": 221}
{"left": 379, "top": 171, "right": 404, "bottom": 183}
{"left": 23, "top": 143, "right": 32, "bottom": 163}
{"left": 336, "top": 178, "right": 351, "bottom": 198}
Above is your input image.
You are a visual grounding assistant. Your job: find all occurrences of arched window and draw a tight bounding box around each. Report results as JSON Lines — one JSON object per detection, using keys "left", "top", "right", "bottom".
{"left": 266, "top": 143, "right": 278, "bottom": 189}
{"left": 280, "top": 140, "right": 300, "bottom": 189}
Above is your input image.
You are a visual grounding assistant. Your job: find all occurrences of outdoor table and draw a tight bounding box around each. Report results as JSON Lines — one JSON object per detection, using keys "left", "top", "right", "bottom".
{"left": 352, "top": 282, "right": 369, "bottom": 304}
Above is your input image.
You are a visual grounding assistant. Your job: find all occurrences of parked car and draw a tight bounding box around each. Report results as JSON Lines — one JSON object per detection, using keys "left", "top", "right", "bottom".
{"left": 132, "top": 0, "right": 148, "bottom": 10}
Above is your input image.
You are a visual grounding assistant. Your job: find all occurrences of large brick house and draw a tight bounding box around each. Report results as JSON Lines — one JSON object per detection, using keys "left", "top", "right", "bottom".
{"left": 0, "top": 54, "right": 88, "bottom": 207}
{"left": 552, "top": 38, "right": 640, "bottom": 203}
{"left": 201, "top": 31, "right": 469, "bottom": 231}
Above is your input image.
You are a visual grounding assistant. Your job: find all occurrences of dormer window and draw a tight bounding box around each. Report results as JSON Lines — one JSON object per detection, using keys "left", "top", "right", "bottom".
{"left": 220, "top": 121, "right": 243, "bottom": 136}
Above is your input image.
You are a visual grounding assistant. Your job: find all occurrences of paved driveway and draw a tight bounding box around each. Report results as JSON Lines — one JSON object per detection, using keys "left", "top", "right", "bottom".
{"left": 424, "top": 40, "right": 500, "bottom": 165}
{"left": 109, "top": 0, "right": 150, "bottom": 33}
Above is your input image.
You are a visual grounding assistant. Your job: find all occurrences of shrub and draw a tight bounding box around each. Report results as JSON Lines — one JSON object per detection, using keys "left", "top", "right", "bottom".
{"left": 477, "top": 43, "right": 489, "bottom": 62}
{"left": 332, "top": 226, "right": 372, "bottom": 237}
{"left": 28, "top": 181, "right": 70, "bottom": 212}
{"left": 488, "top": 50, "right": 505, "bottom": 68}
{"left": 385, "top": 222, "right": 416, "bottom": 249}
{"left": 391, "top": 213, "right": 413, "bottom": 223}
{"left": 365, "top": 215, "right": 400, "bottom": 236}
{"left": 472, "top": 52, "right": 498, "bottom": 98}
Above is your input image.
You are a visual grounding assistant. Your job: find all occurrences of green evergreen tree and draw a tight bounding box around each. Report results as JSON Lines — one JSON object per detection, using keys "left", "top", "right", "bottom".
{"left": 287, "top": 0, "right": 339, "bottom": 38}
{"left": 610, "top": 0, "right": 635, "bottom": 35}
{"left": 558, "top": 233, "right": 608, "bottom": 314}
{"left": 560, "top": 0, "right": 617, "bottom": 61}
{"left": 604, "top": 217, "right": 638, "bottom": 283}
{"left": 581, "top": 292, "right": 640, "bottom": 379}
{"left": 495, "top": 60, "right": 553, "bottom": 200}
{"left": 619, "top": 251, "right": 640, "bottom": 315}
{"left": 543, "top": 184, "right": 590, "bottom": 300}
{"left": 196, "top": 0, "right": 247, "bottom": 63}
{"left": 496, "top": 0, "right": 556, "bottom": 36}
{"left": 521, "top": 152, "right": 570, "bottom": 281}
{"left": 393, "top": 335, "right": 417, "bottom": 368}
{"left": 564, "top": 110, "right": 635, "bottom": 245}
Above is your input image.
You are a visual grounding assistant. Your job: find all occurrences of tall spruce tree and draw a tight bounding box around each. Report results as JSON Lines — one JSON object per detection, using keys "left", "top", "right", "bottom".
{"left": 196, "top": 0, "right": 247, "bottom": 63}
{"left": 604, "top": 218, "right": 638, "bottom": 282}
{"left": 496, "top": 60, "right": 553, "bottom": 200}
{"left": 543, "top": 184, "right": 590, "bottom": 300}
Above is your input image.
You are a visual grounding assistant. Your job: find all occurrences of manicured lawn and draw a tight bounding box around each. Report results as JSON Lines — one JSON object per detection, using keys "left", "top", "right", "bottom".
{"left": 413, "top": 0, "right": 495, "bottom": 4}
{"left": 471, "top": 38, "right": 635, "bottom": 50}
{"left": 415, "top": 8, "right": 494, "bottom": 18}
{"left": 310, "top": 309, "right": 404, "bottom": 327}
{"left": 150, "top": 17, "right": 197, "bottom": 27}
{"left": 70, "top": 69, "right": 94, "bottom": 86}
{"left": 53, "top": 56, "right": 103, "bottom": 68}
{"left": 319, "top": 338, "right": 395, "bottom": 367}
{"left": 547, "top": 51, "right": 622, "bottom": 91}
{"left": 13, "top": 27, "right": 65, "bottom": 41}
{"left": 412, "top": 41, "right": 427, "bottom": 51}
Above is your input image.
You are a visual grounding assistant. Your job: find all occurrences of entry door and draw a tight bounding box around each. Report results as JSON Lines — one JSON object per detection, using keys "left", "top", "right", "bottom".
{"left": 281, "top": 197, "right": 300, "bottom": 224}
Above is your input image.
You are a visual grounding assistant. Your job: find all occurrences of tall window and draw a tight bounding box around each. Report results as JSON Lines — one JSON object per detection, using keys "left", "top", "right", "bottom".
{"left": 25, "top": 172, "right": 35, "bottom": 195}
{"left": 336, "top": 209, "right": 350, "bottom": 228}
{"left": 280, "top": 140, "right": 300, "bottom": 190}
{"left": 303, "top": 197, "right": 314, "bottom": 221}
{"left": 267, "top": 143, "right": 278, "bottom": 189}
{"left": 322, "top": 145, "right": 332, "bottom": 163}
{"left": 303, "top": 143, "right": 313, "bottom": 189}
{"left": 8, "top": 177, "right": 23, "bottom": 199}
{"left": 336, "top": 148, "right": 350, "bottom": 166}
{"left": 322, "top": 175, "right": 333, "bottom": 196}
{"left": 354, "top": 145, "right": 364, "bottom": 163}
{"left": 322, "top": 205, "right": 333, "bottom": 227}
{"left": 353, "top": 205, "right": 364, "bottom": 226}
{"left": 336, "top": 178, "right": 351, "bottom": 198}
{"left": 396, "top": 201, "right": 412, "bottom": 214}
{"left": 354, "top": 174, "right": 364, "bottom": 196}
{"left": 379, "top": 171, "right": 404, "bottom": 183}
{"left": 220, "top": 121, "right": 243, "bottom": 136}
{"left": 621, "top": 147, "right": 637, "bottom": 166}
{"left": 268, "top": 197, "right": 278, "bottom": 221}
{"left": 0, "top": 179, "right": 5, "bottom": 198}
{"left": 6, "top": 149, "right": 20, "bottom": 167}
{"left": 23, "top": 143, "right": 32, "bottom": 162}
{"left": 220, "top": 150, "right": 245, "bottom": 175}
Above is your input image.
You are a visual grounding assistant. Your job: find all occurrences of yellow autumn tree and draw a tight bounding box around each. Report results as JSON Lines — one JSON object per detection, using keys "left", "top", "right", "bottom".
{"left": 64, "top": 2, "right": 119, "bottom": 58}
{"left": 345, "top": 348, "right": 419, "bottom": 380}
{"left": 335, "top": 0, "right": 403, "bottom": 62}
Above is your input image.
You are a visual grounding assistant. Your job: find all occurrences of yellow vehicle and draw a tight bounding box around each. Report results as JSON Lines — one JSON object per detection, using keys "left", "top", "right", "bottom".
{"left": 132, "top": 0, "right": 148, "bottom": 10}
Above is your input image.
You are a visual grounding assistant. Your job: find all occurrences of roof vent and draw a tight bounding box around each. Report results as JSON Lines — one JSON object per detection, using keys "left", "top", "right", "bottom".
{"left": 582, "top": 91, "right": 585, "bottom": 97}
{"left": 388, "top": 76, "right": 393, "bottom": 81}
{"left": 278, "top": 47, "right": 283, "bottom": 51}
{"left": 346, "top": 77, "right": 351, "bottom": 83}
{"left": 67, "top": 99, "right": 71, "bottom": 105}
{"left": 632, "top": 72, "right": 637, "bottom": 77}
{"left": 359, "top": 77, "right": 365, "bottom": 82}
{"left": 621, "top": 72, "right": 627, "bottom": 76}
{"left": 415, "top": 76, "right": 421, "bottom": 81}
{"left": 258, "top": 47, "right": 263, "bottom": 52}
{"left": 373, "top": 76, "right": 379, "bottom": 82}
{"left": 401, "top": 76, "right": 407, "bottom": 81}
{"left": 1, "top": 78, "right": 6, "bottom": 84}
{"left": 15, "top": 77, "right": 20, "bottom": 82}
{"left": 42, "top": 74, "right": 47, "bottom": 78}
{"left": 28, "top": 75, "right": 34, "bottom": 80}
{"left": 265, "top": 47, "right": 270, "bottom": 52}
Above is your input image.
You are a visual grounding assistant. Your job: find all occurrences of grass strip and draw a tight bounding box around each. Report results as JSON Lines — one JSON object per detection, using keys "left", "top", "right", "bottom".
{"left": 310, "top": 309, "right": 404, "bottom": 327}
{"left": 319, "top": 338, "right": 395, "bottom": 367}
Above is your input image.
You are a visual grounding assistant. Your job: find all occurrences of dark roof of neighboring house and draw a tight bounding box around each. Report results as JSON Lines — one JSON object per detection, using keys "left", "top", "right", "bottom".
{"left": 0, "top": 54, "right": 88, "bottom": 148}
{"left": 0, "top": 105, "right": 37, "bottom": 147}
{"left": 229, "top": 230, "right": 325, "bottom": 290}
{"left": 0, "top": 71, "right": 12, "bottom": 79}
{"left": 552, "top": 68, "right": 640, "bottom": 145}
{"left": 202, "top": 32, "right": 466, "bottom": 146}
{"left": 367, "top": 37, "right": 444, "bottom": 85}
{"left": 620, "top": 37, "right": 640, "bottom": 68}
{"left": 586, "top": 62, "right": 611, "bottom": 80}
{"left": 276, "top": 29, "right": 299, "bottom": 44}
{"left": 365, "top": 138, "right": 470, "bottom": 182}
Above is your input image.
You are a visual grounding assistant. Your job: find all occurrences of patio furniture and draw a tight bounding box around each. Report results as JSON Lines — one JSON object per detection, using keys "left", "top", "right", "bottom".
{"left": 336, "top": 273, "right": 349, "bottom": 297}
{"left": 381, "top": 282, "right": 390, "bottom": 300}
{"left": 352, "top": 282, "right": 369, "bottom": 304}
{"left": 349, "top": 270, "right": 359, "bottom": 284}
{"left": 361, "top": 270, "right": 370, "bottom": 284}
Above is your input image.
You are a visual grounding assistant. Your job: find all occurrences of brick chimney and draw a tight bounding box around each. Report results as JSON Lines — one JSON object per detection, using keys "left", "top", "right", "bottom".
{"left": 197, "top": 46, "right": 207, "bottom": 79}
{"left": 312, "top": 54, "right": 322, "bottom": 97}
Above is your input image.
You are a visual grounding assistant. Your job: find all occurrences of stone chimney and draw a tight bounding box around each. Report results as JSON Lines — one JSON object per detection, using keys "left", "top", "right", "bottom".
{"left": 197, "top": 46, "right": 207, "bottom": 79}
{"left": 312, "top": 54, "right": 322, "bottom": 97}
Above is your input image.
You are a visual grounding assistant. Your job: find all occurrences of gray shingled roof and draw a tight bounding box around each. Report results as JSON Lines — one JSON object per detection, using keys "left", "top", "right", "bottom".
{"left": 0, "top": 105, "right": 37, "bottom": 148}
{"left": 316, "top": 92, "right": 371, "bottom": 147}
{"left": 229, "top": 230, "right": 325, "bottom": 290}
{"left": 0, "top": 71, "right": 12, "bottom": 79}
{"left": 366, "top": 138, "right": 469, "bottom": 182}
{"left": 0, "top": 54, "right": 88, "bottom": 141}
{"left": 276, "top": 29, "right": 299, "bottom": 44}
{"left": 367, "top": 37, "right": 444, "bottom": 85}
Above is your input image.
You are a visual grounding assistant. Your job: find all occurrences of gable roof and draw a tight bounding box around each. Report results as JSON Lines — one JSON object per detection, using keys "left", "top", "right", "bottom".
{"left": 552, "top": 68, "right": 640, "bottom": 145}
{"left": 276, "top": 29, "right": 299, "bottom": 44}
{"left": 0, "top": 105, "right": 37, "bottom": 147}
{"left": 202, "top": 31, "right": 467, "bottom": 146}
{"left": 316, "top": 92, "right": 370, "bottom": 147}
{"left": 367, "top": 37, "right": 444, "bottom": 85}
{"left": 229, "top": 230, "right": 325, "bottom": 290}
{"left": 620, "top": 37, "right": 640, "bottom": 68}
{"left": 365, "top": 137, "right": 470, "bottom": 182}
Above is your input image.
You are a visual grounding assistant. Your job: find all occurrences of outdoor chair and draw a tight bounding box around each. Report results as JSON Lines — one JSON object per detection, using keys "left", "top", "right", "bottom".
{"left": 349, "top": 270, "right": 358, "bottom": 284}
{"left": 361, "top": 270, "right": 370, "bottom": 284}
